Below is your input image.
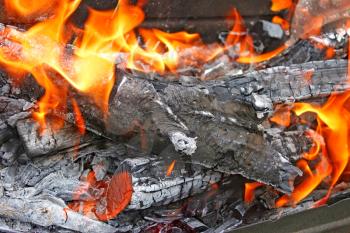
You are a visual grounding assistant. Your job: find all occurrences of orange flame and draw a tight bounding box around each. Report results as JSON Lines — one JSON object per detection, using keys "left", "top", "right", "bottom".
{"left": 72, "top": 98, "right": 86, "bottom": 135}
{"left": 236, "top": 45, "right": 287, "bottom": 64}
{"left": 275, "top": 32, "right": 350, "bottom": 205}
{"left": 166, "top": 160, "right": 176, "bottom": 176}
{"left": 272, "top": 16, "right": 290, "bottom": 30}
{"left": 271, "top": 0, "right": 293, "bottom": 12}
{"left": 2, "top": 0, "right": 283, "bottom": 131}
{"left": 276, "top": 129, "right": 331, "bottom": 207}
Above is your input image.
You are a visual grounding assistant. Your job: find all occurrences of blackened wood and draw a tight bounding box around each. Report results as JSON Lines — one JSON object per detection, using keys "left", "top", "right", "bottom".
{"left": 1, "top": 60, "right": 349, "bottom": 194}
{"left": 79, "top": 59, "right": 348, "bottom": 193}
{"left": 73, "top": 73, "right": 301, "bottom": 194}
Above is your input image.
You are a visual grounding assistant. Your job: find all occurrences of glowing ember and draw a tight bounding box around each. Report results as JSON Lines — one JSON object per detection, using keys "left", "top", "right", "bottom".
{"left": 166, "top": 160, "right": 176, "bottom": 176}
{"left": 269, "top": 105, "right": 292, "bottom": 127}
{"left": 68, "top": 169, "right": 133, "bottom": 221}
{"left": 244, "top": 182, "right": 263, "bottom": 203}
{"left": 96, "top": 168, "right": 133, "bottom": 221}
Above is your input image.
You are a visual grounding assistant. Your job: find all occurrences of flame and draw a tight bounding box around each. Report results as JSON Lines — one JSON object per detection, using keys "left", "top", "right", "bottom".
{"left": 2, "top": 0, "right": 280, "bottom": 131}
{"left": 276, "top": 130, "right": 331, "bottom": 207}
{"left": 0, "top": 0, "right": 289, "bottom": 132}
{"left": 271, "top": 0, "right": 293, "bottom": 11}
{"left": 236, "top": 45, "right": 287, "bottom": 64}
{"left": 272, "top": 16, "right": 290, "bottom": 30}
{"left": 72, "top": 98, "right": 86, "bottom": 135}
{"left": 166, "top": 160, "right": 176, "bottom": 176}
{"left": 275, "top": 33, "right": 350, "bottom": 206}
{"left": 4, "top": 0, "right": 60, "bottom": 22}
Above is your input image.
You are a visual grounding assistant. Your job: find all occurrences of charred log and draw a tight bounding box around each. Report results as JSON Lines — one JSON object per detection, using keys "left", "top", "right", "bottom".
{"left": 0, "top": 59, "right": 349, "bottom": 194}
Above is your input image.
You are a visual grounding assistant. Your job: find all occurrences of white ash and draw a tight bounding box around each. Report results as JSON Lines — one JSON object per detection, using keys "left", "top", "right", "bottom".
{"left": 228, "top": 117, "right": 238, "bottom": 124}
{"left": 251, "top": 93, "right": 272, "bottom": 111}
{"left": 129, "top": 172, "right": 221, "bottom": 209}
{"left": 194, "top": 111, "right": 215, "bottom": 118}
{"left": 169, "top": 131, "right": 197, "bottom": 155}
{"left": 261, "top": 20, "right": 284, "bottom": 39}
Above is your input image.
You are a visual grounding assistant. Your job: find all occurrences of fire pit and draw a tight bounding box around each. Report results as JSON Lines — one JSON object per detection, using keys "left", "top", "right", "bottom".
{"left": 0, "top": 0, "right": 350, "bottom": 232}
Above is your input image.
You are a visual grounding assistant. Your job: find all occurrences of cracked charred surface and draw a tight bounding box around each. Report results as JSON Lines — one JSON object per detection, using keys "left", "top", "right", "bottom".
{"left": 0, "top": 118, "right": 222, "bottom": 208}
{"left": 1, "top": 60, "right": 349, "bottom": 194}
{"left": 61, "top": 74, "right": 300, "bottom": 194}
{"left": 0, "top": 94, "right": 310, "bottom": 230}
{"left": 84, "top": 60, "right": 349, "bottom": 193}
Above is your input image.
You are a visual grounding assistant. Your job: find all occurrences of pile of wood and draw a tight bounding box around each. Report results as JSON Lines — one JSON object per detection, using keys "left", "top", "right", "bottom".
{"left": 0, "top": 22, "right": 349, "bottom": 231}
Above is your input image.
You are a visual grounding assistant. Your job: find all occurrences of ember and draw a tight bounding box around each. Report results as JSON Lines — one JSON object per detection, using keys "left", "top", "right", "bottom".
{"left": 0, "top": 0, "right": 350, "bottom": 232}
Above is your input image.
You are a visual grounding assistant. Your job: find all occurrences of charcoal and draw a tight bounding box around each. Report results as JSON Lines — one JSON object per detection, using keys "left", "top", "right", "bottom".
{"left": 126, "top": 158, "right": 223, "bottom": 210}
{"left": 249, "top": 20, "right": 284, "bottom": 55}
{"left": 179, "top": 218, "right": 210, "bottom": 232}
{"left": 0, "top": 127, "right": 225, "bottom": 212}
{"left": 0, "top": 138, "right": 22, "bottom": 165}
{"left": 266, "top": 40, "right": 325, "bottom": 67}
{"left": 213, "top": 218, "right": 242, "bottom": 233}
{"left": 265, "top": 128, "right": 313, "bottom": 161}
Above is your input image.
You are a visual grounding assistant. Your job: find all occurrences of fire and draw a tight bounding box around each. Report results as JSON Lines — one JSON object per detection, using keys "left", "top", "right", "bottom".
{"left": 166, "top": 160, "right": 176, "bottom": 176}
{"left": 276, "top": 91, "right": 350, "bottom": 207}
{"left": 0, "top": 0, "right": 291, "bottom": 135}
{"left": 68, "top": 169, "right": 133, "bottom": 221}
{"left": 7, "top": 0, "right": 347, "bottom": 216}
{"left": 275, "top": 25, "right": 350, "bottom": 206}
{"left": 272, "top": 16, "right": 290, "bottom": 30}
{"left": 236, "top": 45, "right": 287, "bottom": 64}
{"left": 271, "top": 0, "right": 292, "bottom": 12}
{"left": 1, "top": 0, "right": 281, "bottom": 133}
{"left": 0, "top": 0, "right": 293, "bottom": 219}
{"left": 269, "top": 104, "right": 291, "bottom": 127}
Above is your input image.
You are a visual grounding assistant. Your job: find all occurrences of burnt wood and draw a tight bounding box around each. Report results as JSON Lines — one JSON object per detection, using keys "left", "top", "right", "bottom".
{"left": 1, "top": 59, "right": 349, "bottom": 195}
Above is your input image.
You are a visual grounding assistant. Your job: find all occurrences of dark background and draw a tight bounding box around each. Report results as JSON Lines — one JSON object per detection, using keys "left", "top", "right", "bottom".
{"left": 0, "top": 0, "right": 274, "bottom": 42}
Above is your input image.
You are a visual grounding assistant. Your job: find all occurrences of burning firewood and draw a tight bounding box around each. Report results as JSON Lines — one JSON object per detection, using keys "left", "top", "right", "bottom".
{"left": 0, "top": 58, "right": 349, "bottom": 196}
{"left": 1, "top": 0, "right": 350, "bottom": 232}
